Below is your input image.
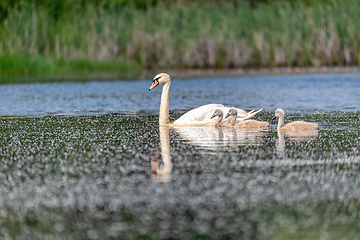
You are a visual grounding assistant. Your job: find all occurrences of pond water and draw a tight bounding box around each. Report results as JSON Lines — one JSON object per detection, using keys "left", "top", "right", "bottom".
{"left": 0, "top": 73, "right": 360, "bottom": 239}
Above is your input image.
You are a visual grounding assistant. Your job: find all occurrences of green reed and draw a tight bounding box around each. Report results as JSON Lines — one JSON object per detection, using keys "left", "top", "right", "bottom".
{"left": 0, "top": 0, "right": 359, "bottom": 74}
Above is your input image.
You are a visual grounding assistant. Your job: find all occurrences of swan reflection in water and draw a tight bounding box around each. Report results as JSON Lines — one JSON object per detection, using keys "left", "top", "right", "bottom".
{"left": 173, "top": 126, "right": 268, "bottom": 152}
{"left": 276, "top": 129, "right": 319, "bottom": 157}
{"left": 151, "top": 123, "right": 319, "bottom": 179}
{"left": 152, "top": 126, "right": 172, "bottom": 182}
{"left": 151, "top": 125, "right": 268, "bottom": 180}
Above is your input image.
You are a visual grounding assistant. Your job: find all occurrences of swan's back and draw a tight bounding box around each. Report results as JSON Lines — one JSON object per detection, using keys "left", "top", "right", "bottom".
{"left": 173, "top": 104, "right": 225, "bottom": 125}
{"left": 235, "top": 119, "right": 269, "bottom": 129}
{"left": 281, "top": 121, "right": 319, "bottom": 131}
{"left": 173, "top": 104, "right": 261, "bottom": 126}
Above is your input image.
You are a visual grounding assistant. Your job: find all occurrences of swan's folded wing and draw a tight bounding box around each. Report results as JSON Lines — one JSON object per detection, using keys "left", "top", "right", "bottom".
{"left": 237, "top": 108, "right": 263, "bottom": 121}
{"left": 173, "top": 105, "right": 263, "bottom": 126}
{"left": 173, "top": 104, "right": 225, "bottom": 125}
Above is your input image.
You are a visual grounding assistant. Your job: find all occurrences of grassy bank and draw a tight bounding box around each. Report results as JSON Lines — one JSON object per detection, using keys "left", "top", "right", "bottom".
{"left": 0, "top": 0, "right": 359, "bottom": 75}
{"left": 0, "top": 55, "right": 138, "bottom": 74}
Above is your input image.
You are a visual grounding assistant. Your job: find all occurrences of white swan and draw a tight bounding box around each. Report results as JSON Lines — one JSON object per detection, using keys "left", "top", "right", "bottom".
{"left": 149, "top": 73, "right": 262, "bottom": 126}
{"left": 225, "top": 108, "right": 269, "bottom": 129}
{"left": 272, "top": 108, "right": 319, "bottom": 131}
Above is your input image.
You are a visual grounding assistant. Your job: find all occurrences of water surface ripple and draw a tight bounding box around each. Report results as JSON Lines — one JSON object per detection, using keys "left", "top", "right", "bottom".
{"left": 0, "top": 73, "right": 360, "bottom": 239}
{"left": 0, "top": 73, "right": 359, "bottom": 116}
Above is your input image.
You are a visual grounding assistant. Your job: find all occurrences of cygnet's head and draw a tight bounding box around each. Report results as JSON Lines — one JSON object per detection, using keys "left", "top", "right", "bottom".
{"left": 211, "top": 109, "right": 223, "bottom": 121}
{"left": 149, "top": 73, "right": 171, "bottom": 91}
{"left": 272, "top": 108, "right": 285, "bottom": 120}
{"left": 225, "top": 108, "right": 238, "bottom": 119}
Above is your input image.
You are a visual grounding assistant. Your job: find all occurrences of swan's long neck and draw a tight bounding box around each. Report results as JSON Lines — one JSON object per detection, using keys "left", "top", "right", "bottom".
{"left": 277, "top": 115, "right": 284, "bottom": 130}
{"left": 215, "top": 114, "right": 223, "bottom": 124}
{"left": 159, "top": 82, "right": 170, "bottom": 125}
{"left": 231, "top": 115, "right": 237, "bottom": 126}
{"left": 214, "top": 115, "right": 223, "bottom": 127}
{"left": 229, "top": 112, "right": 237, "bottom": 127}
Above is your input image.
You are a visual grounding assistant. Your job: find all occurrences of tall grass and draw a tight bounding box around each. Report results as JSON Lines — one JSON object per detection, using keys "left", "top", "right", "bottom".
{"left": 0, "top": 0, "right": 360, "bottom": 73}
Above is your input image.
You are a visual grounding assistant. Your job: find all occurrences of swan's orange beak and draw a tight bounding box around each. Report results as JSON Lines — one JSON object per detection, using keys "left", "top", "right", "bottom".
{"left": 149, "top": 79, "right": 159, "bottom": 91}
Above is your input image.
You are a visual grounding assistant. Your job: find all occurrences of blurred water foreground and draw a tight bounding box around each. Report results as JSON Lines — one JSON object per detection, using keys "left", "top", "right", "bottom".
{"left": 0, "top": 73, "right": 360, "bottom": 239}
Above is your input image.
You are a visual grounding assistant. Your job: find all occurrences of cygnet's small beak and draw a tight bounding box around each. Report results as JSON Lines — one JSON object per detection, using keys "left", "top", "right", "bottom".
{"left": 225, "top": 113, "right": 230, "bottom": 119}
{"left": 149, "top": 79, "right": 159, "bottom": 91}
{"left": 272, "top": 116, "right": 277, "bottom": 120}
{"left": 211, "top": 113, "right": 216, "bottom": 119}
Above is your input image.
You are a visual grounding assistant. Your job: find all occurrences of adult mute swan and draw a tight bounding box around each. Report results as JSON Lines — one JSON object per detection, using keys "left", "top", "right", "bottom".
{"left": 149, "top": 73, "right": 262, "bottom": 126}
{"left": 225, "top": 108, "right": 269, "bottom": 129}
{"left": 272, "top": 108, "right": 319, "bottom": 131}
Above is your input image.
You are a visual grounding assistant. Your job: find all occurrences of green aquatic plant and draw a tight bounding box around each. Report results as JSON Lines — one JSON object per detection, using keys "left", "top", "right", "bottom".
{"left": 0, "top": 0, "right": 360, "bottom": 74}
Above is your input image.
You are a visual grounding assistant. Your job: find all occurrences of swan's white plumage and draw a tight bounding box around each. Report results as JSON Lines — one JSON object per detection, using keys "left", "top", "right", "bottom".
{"left": 149, "top": 73, "right": 262, "bottom": 126}
{"left": 174, "top": 104, "right": 224, "bottom": 125}
{"left": 174, "top": 104, "right": 261, "bottom": 125}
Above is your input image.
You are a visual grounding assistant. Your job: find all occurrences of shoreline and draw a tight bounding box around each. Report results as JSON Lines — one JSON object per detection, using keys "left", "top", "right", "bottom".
{"left": 141, "top": 66, "right": 360, "bottom": 80}
{"left": 0, "top": 66, "right": 359, "bottom": 84}
{"left": 2, "top": 1, "right": 360, "bottom": 72}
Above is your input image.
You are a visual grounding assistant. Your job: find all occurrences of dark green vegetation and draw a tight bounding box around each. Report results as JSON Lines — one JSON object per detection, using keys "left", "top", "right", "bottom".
{"left": 0, "top": 111, "right": 360, "bottom": 239}
{"left": 0, "top": 0, "right": 359, "bottom": 76}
